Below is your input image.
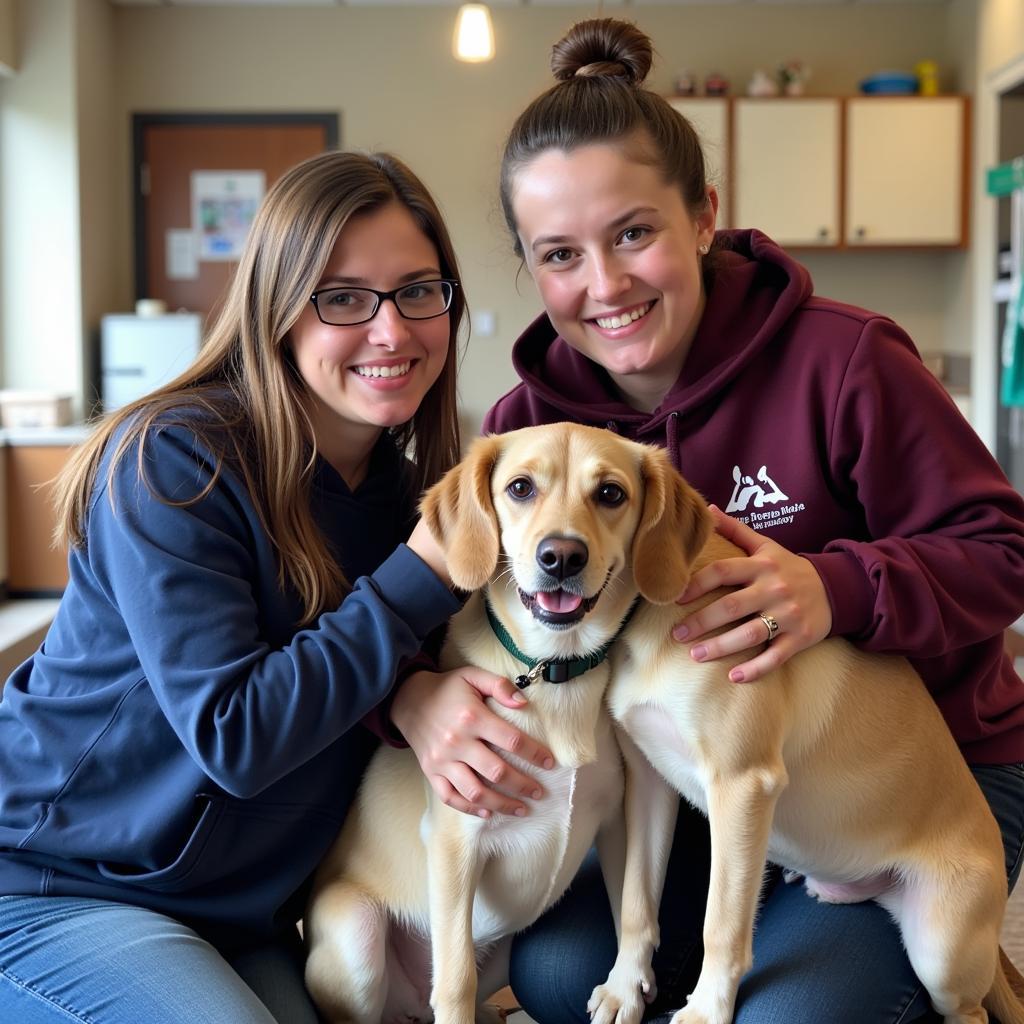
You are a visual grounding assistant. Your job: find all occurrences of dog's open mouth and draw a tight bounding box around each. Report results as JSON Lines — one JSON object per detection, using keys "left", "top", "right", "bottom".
{"left": 519, "top": 586, "right": 602, "bottom": 627}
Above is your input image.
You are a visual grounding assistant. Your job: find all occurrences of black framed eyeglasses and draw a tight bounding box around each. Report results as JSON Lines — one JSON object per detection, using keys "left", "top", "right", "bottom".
{"left": 309, "top": 279, "right": 459, "bottom": 327}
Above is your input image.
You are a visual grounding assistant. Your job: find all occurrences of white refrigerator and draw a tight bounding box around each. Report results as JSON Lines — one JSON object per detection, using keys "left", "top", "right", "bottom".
{"left": 101, "top": 313, "right": 203, "bottom": 412}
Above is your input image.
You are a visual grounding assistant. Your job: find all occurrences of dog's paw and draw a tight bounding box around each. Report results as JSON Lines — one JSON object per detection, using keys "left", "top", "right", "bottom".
{"left": 668, "top": 1005, "right": 731, "bottom": 1024}
{"left": 587, "top": 963, "right": 655, "bottom": 1024}
{"left": 782, "top": 868, "right": 803, "bottom": 885}
{"left": 666, "top": 981, "right": 737, "bottom": 1024}
{"left": 668, "top": 1010, "right": 714, "bottom": 1024}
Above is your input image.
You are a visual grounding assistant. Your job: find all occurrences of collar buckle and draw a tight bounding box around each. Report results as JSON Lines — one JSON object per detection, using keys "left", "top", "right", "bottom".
{"left": 545, "top": 661, "right": 571, "bottom": 683}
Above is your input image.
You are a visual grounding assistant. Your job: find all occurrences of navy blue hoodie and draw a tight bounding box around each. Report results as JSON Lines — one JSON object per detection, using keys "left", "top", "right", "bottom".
{"left": 0, "top": 419, "right": 459, "bottom": 945}
{"left": 486, "top": 230, "right": 1024, "bottom": 764}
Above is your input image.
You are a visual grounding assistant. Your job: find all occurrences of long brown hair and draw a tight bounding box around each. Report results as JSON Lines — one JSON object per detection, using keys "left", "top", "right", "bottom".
{"left": 500, "top": 18, "right": 718, "bottom": 267}
{"left": 53, "top": 151, "right": 464, "bottom": 624}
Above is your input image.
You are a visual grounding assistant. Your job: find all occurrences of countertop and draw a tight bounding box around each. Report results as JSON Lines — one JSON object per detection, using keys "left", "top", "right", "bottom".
{"left": 0, "top": 425, "right": 93, "bottom": 446}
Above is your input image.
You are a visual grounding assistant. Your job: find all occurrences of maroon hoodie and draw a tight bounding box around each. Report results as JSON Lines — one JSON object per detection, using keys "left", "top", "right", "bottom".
{"left": 484, "top": 229, "right": 1024, "bottom": 764}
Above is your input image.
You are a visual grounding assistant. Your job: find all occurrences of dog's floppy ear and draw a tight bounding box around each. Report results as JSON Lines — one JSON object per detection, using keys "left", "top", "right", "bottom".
{"left": 420, "top": 434, "right": 503, "bottom": 591}
{"left": 631, "top": 445, "right": 713, "bottom": 604}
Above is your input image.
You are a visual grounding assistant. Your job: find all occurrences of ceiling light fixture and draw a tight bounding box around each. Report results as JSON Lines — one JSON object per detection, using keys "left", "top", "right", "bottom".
{"left": 453, "top": 3, "right": 495, "bottom": 64}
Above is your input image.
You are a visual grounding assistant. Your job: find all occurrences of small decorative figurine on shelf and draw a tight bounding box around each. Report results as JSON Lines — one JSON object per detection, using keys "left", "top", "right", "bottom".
{"left": 704, "top": 71, "right": 730, "bottom": 97}
{"left": 915, "top": 60, "right": 940, "bottom": 96}
{"left": 777, "top": 59, "right": 811, "bottom": 96}
{"left": 673, "top": 70, "right": 698, "bottom": 97}
{"left": 747, "top": 69, "right": 779, "bottom": 97}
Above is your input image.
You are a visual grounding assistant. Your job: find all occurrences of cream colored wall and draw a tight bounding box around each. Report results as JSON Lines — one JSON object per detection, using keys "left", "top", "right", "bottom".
{"left": 76, "top": 0, "right": 118, "bottom": 415}
{"left": 109, "top": 3, "right": 959, "bottom": 436}
{"left": 977, "top": 0, "right": 1024, "bottom": 76}
{"left": 0, "top": 0, "right": 82, "bottom": 406}
{"left": 965, "top": 0, "right": 1024, "bottom": 448}
{"left": 0, "top": 0, "right": 16, "bottom": 74}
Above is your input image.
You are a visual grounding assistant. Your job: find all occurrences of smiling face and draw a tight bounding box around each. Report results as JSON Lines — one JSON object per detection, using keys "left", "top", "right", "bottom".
{"left": 510, "top": 142, "right": 716, "bottom": 412}
{"left": 289, "top": 201, "right": 450, "bottom": 477}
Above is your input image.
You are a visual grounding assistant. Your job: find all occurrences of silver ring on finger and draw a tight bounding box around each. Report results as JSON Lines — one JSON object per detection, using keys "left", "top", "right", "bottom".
{"left": 758, "top": 612, "right": 780, "bottom": 642}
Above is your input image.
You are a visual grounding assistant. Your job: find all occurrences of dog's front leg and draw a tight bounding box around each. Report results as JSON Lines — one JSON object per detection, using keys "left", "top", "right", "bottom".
{"left": 673, "top": 763, "right": 787, "bottom": 1024}
{"left": 427, "top": 810, "right": 486, "bottom": 1024}
{"left": 590, "top": 730, "right": 679, "bottom": 1024}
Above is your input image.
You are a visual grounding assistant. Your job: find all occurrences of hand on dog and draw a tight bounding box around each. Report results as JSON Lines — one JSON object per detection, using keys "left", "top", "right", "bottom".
{"left": 407, "top": 517, "right": 453, "bottom": 589}
{"left": 391, "top": 668, "right": 555, "bottom": 818}
{"left": 671, "top": 506, "right": 833, "bottom": 683}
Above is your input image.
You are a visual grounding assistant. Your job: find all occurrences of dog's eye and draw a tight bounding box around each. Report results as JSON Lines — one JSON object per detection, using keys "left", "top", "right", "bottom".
{"left": 596, "top": 483, "right": 626, "bottom": 507}
{"left": 506, "top": 478, "right": 535, "bottom": 501}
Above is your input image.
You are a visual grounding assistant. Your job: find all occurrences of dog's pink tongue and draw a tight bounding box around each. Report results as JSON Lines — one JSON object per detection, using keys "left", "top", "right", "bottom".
{"left": 536, "top": 589, "right": 583, "bottom": 613}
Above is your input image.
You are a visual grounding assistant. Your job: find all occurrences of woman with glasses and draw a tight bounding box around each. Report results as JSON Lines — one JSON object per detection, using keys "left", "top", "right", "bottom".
{"left": 0, "top": 150, "right": 551, "bottom": 1024}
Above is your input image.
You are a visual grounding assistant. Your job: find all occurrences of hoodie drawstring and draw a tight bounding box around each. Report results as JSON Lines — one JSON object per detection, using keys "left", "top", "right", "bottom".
{"left": 666, "top": 412, "right": 681, "bottom": 471}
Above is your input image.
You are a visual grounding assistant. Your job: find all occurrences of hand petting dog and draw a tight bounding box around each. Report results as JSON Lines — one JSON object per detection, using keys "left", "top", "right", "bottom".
{"left": 391, "top": 666, "right": 554, "bottom": 819}
{"left": 672, "top": 505, "right": 832, "bottom": 683}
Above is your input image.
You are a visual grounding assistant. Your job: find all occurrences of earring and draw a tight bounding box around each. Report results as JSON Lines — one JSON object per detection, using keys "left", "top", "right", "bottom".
{"left": 698, "top": 243, "right": 710, "bottom": 255}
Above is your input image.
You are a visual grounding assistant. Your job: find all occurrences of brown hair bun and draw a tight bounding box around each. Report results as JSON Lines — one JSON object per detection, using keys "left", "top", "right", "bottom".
{"left": 550, "top": 18, "right": 653, "bottom": 86}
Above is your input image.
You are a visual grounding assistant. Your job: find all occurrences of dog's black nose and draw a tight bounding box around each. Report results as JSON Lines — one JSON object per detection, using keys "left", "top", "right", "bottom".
{"left": 536, "top": 536, "right": 589, "bottom": 580}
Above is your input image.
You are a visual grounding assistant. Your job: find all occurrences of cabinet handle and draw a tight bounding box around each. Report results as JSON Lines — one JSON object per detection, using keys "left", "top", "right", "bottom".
{"left": 818, "top": 227, "right": 829, "bottom": 240}
{"left": 855, "top": 226, "right": 867, "bottom": 240}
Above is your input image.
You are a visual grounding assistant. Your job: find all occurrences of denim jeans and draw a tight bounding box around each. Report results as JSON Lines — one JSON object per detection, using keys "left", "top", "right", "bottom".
{"left": 509, "top": 763, "right": 1024, "bottom": 1024}
{"left": 0, "top": 897, "right": 322, "bottom": 1024}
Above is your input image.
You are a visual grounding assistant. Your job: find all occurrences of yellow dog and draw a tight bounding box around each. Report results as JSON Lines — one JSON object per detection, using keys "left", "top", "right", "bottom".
{"left": 305, "top": 423, "right": 703, "bottom": 1024}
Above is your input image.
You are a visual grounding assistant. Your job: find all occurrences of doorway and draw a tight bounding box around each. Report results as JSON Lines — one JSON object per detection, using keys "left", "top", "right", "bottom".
{"left": 994, "top": 84, "right": 1024, "bottom": 489}
{"left": 132, "top": 112, "right": 339, "bottom": 323}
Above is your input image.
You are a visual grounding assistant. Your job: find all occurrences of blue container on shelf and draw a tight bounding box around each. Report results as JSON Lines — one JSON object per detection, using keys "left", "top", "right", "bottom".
{"left": 859, "top": 71, "right": 918, "bottom": 95}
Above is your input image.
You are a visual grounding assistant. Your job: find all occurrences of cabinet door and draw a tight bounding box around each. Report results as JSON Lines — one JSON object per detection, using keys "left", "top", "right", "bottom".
{"left": 845, "top": 97, "right": 966, "bottom": 246}
{"left": 734, "top": 99, "right": 840, "bottom": 246}
{"left": 668, "top": 97, "right": 730, "bottom": 228}
{"left": 6, "top": 446, "right": 71, "bottom": 595}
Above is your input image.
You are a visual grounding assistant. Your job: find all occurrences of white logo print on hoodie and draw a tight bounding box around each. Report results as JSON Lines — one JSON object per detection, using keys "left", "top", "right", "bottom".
{"left": 725, "top": 464, "right": 789, "bottom": 513}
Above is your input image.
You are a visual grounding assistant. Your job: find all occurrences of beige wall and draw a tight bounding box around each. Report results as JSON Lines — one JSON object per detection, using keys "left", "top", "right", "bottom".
{"left": 0, "top": 0, "right": 16, "bottom": 74}
{"left": 108, "top": 2, "right": 960, "bottom": 435}
{"left": 964, "top": 0, "right": 1024, "bottom": 448}
{"left": 977, "top": 0, "right": 1024, "bottom": 77}
{"left": 76, "top": 0, "right": 118, "bottom": 415}
{"left": 0, "top": 0, "right": 82, "bottom": 405}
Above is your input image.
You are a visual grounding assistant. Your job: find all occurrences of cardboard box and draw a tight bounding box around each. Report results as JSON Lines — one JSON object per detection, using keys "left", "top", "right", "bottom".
{"left": 0, "top": 391, "right": 73, "bottom": 429}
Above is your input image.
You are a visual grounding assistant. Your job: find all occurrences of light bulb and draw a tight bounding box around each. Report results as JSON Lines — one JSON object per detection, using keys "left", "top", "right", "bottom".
{"left": 453, "top": 4, "right": 495, "bottom": 64}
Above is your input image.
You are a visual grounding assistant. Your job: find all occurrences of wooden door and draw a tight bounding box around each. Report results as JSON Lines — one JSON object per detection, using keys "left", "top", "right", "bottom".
{"left": 734, "top": 98, "right": 841, "bottom": 247}
{"left": 133, "top": 114, "right": 339, "bottom": 324}
{"left": 668, "top": 97, "right": 731, "bottom": 228}
{"left": 845, "top": 97, "right": 967, "bottom": 247}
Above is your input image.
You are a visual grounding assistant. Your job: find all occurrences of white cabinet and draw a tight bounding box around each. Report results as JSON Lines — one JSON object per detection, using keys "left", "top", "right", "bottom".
{"left": 668, "top": 97, "right": 730, "bottom": 228}
{"left": 734, "top": 99, "right": 841, "bottom": 247}
{"left": 845, "top": 96, "right": 966, "bottom": 246}
{"left": 672, "top": 95, "right": 969, "bottom": 249}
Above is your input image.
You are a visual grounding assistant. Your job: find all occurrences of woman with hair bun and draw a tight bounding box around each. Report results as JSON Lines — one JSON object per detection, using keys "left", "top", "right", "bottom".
{"left": 482, "top": 16, "right": 1024, "bottom": 1024}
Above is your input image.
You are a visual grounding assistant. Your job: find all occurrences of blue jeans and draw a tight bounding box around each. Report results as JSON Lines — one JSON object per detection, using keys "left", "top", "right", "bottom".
{"left": 510, "top": 763, "right": 1024, "bottom": 1024}
{"left": 0, "top": 897, "right": 322, "bottom": 1023}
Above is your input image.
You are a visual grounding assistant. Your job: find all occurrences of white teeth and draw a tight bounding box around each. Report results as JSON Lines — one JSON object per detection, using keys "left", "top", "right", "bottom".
{"left": 354, "top": 361, "right": 411, "bottom": 379}
{"left": 595, "top": 303, "right": 652, "bottom": 330}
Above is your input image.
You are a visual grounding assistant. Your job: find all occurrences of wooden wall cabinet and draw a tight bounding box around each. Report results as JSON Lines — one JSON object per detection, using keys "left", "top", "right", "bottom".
{"left": 668, "top": 95, "right": 969, "bottom": 249}
{"left": 734, "top": 98, "right": 841, "bottom": 246}
{"left": 667, "top": 97, "right": 731, "bottom": 228}
{"left": 5, "top": 445, "right": 71, "bottom": 596}
{"left": 845, "top": 96, "right": 967, "bottom": 246}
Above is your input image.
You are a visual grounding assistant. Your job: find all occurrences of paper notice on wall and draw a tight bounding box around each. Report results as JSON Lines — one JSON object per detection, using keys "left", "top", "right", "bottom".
{"left": 165, "top": 229, "right": 199, "bottom": 280}
{"left": 191, "top": 170, "right": 265, "bottom": 261}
